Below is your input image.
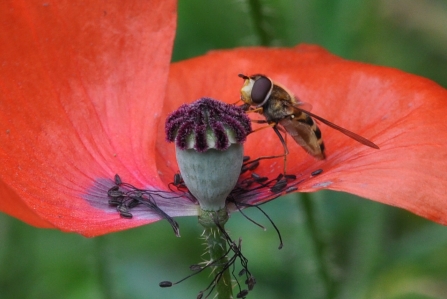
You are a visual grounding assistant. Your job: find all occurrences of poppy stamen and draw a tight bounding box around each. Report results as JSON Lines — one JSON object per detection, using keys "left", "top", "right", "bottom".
{"left": 159, "top": 216, "right": 255, "bottom": 298}
{"left": 107, "top": 174, "right": 181, "bottom": 237}
{"left": 311, "top": 169, "right": 323, "bottom": 176}
{"left": 230, "top": 198, "right": 284, "bottom": 250}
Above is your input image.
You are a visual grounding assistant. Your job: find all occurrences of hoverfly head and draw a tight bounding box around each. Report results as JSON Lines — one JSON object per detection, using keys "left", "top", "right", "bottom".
{"left": 239, "top": 74, "right": 273, "bottom": 107}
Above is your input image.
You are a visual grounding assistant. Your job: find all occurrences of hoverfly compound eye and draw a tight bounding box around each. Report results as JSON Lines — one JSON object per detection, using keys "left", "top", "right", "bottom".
{"left": 251, "top": 76, "right": 272, "bottom": 106}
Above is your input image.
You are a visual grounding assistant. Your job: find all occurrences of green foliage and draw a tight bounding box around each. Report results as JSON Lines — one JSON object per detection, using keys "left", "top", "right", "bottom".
{"left": 2, "top": 1, "right": 447, "bottom": 298}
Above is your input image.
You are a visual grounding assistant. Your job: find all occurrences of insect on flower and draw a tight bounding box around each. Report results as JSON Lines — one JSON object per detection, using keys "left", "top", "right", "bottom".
{"left": 239, "top": 74, "right": 380, "bottom": 173}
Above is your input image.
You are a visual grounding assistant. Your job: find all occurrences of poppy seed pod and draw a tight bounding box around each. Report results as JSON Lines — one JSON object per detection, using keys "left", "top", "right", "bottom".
{"left": 166, "top": 98, "right": 251, "bottom": 211}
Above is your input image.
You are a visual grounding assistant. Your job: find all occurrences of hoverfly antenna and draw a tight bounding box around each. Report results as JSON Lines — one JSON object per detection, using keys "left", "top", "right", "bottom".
{"left": 238, "top": 73, "right": 249, "bottom": 80}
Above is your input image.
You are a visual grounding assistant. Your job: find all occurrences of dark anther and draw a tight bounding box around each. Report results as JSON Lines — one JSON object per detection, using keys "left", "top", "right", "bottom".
{"left": 285, "top": 186, "right": 298, "bottom": 193}
{"left": 107, "top": 186, "right": 123, "bottom": 198}
{"left": 238, "top": 269, "right": 246, "bottom": 276}
{"left": 253, "top": 176, "right": 268, "bottom": 183}
{"left": 243, "top": 156, "right": 250, "bottom": 162}
{"left": 131, "top": 190, "right": 142, "bottom": 198}
{"left": 240, "top": 165, "right": 250, "bottom": 174}
{"left": 108, "top": 198, "right": 122, "bottom": 206}
{"left": 189, "top": 265, "right": 202, "bottom": 271}
{"left": 246, "top": 276, "right": 256, "bottom": 291}
{"left": 114, "top": 174, "right": 122, "bottom": 185}
{"left": 173, "top": 173, "right": 183, "bottom": 186}
{"left": 117, "top": 205, "right": 133, "bottom": 218}
{"left": 239, "top": 178, "right": 254, "bottom": 188}
{"left": 119, "top": 211, "right": 133, "bottom": 219}
{"left": 251, "top": 173, "right": 260, "bottom": 179}
{"left": 108, "top": 185, "right": 119, "bottom": 191}
{"left": 270, "top": 178, "right": 288, "bottom": 193}
{"left": 311, "top": 169, "right": 323, "bottom": 176}
{"left": 168, "top": 172, "right": 191, "bottom": 196}
{"left": 285, "top": 174, "right": 296, "bottom": 180}
{"left": 241, "top": 160, "right": 260, "bottom": 174}
{"left": 237, "top": 290, "right": 249, "bottom": 298}
{"left": 196, "top": 291, "right": 204, "bottom": 299}
{"left": 117, "top": 205, "right": 129, "bottom": 213}
{"left": 159, "top": 281, "right": 173, "bottom": 288}
{"left": 127, "top": 198, "right": 140, "bottom": 209}
{"left": 246, "top": 160, "right": 259, "bottom": 171}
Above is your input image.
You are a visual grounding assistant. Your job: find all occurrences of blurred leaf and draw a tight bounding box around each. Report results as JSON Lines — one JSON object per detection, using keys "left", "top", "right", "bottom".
{"left": 172, "top": 0, "right": 257, "bottom": 61}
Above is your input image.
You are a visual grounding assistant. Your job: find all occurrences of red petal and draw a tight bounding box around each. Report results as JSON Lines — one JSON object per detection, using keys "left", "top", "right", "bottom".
{"left": 0, "top": 0, "right": 194, "bottom": 236}
{"left": 163, "top": 45, "right": 447, "bottom": 224}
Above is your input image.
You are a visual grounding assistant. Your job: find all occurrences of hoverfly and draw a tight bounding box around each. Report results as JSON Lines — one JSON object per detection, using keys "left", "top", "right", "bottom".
{"left": 238, "top": 74, "right": 379, "bottom": 172}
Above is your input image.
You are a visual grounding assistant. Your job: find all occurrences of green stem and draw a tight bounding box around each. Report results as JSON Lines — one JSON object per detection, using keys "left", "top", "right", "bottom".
{"left": 94, "top": 236, "right": 115, "bottom": 299}
{"left": 205, "top": 226, "right": 233, "bottom": 299}
{"left": 301, "top": 193, "right": 335, "bottom": 299}
{"left": 199, "top": 209, "right": 233, "bottom": 299}
{"left": 247, "top": 0, "right": 271, "bottom": 46}
{"left": 0, "top": 217, "right": 37, "bottom": 298}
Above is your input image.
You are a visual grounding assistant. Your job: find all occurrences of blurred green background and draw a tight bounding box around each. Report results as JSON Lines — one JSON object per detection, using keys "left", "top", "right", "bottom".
{"left": 2, "top": 0, "right": 447, "bottom": 298}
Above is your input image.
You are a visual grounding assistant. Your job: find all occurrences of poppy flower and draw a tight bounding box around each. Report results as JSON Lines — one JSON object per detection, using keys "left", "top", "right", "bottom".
{"left": 1, "top": 0, "right": 447, "bottom": 238}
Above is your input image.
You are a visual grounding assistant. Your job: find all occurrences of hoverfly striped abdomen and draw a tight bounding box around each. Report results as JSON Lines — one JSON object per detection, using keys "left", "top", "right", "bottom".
{"left": 282, "top": 110, "right": 326, "bottom": 159}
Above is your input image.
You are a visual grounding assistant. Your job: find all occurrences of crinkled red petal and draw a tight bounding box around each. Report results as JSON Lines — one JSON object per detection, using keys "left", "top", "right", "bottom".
{"left": 0, "top": 0, "right": 197, "bottom": 236}
{"left": 162, "top": 45, "right": 447, "bottom": 224}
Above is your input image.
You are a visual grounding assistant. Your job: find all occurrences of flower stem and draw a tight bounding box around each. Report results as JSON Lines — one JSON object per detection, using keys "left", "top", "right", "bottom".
{"left": 94, "top": 236, "right": 115, "bottom": 299}
{"left": 246, "top": 0, "right": 272, "bottom": 46}
{"left": 301, "top": 193, "right": 336, "bottom": 299}
{"left": 205, "top": 226, "right": 233, "bottom": 299}
{"left": 199, "top": 209, "right": 233, "bottom": 299}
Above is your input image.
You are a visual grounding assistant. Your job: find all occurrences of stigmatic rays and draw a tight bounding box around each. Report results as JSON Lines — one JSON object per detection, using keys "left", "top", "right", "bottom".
{"left": 239, "top": 73, "right": 379, "bottom": 173}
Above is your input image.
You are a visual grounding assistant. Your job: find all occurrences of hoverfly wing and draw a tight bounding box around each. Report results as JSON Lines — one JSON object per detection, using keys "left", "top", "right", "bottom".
{"left": 278, "top": 111, "right": 325, "bottom": 160}
{"left": 294, "top": 106, "right": 380, "bottom": 149}
{"left": 295, "top": 98, "right": 313, "bottom": 112}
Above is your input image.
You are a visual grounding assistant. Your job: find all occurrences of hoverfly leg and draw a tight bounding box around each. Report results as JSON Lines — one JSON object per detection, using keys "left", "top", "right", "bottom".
{"left": 272, "top": 126, "right": 289, "bottom": 175}
{"left": 245, "top": 107, "right": 264, "bottom": 114}
{"left": 250, "top": 119, "right": 268, "bottom": 124}
{"left": 242, "top": 125, "right": 289, "bottom": 175}
{"left": 249, "top": 121, "right": 275, "bottom": 134}
{"left": 242, "top": 153, "right": 287, "bottom": 172}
